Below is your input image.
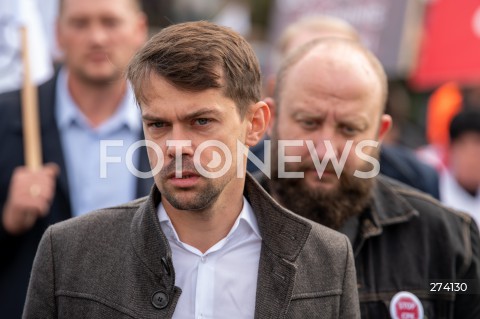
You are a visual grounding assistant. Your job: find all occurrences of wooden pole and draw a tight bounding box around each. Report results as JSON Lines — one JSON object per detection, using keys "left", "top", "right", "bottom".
{"left": 20, "top": 26, "right": 43, "bottom": 170}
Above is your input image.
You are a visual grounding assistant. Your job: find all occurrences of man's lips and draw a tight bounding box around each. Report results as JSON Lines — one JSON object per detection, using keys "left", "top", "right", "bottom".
{"left": 166, "top": 171, "right": 199, "bottom": 179}
{"left": 86, "top": 52, "right": 109, "bottom": 62}
{"left": 166, "top": 171, "right": 200, "bottom": 188}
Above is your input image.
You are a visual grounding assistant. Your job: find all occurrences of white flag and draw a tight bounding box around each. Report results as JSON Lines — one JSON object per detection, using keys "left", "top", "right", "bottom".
{"left": 0, "top": 0, "right": 54, "bottom": 94}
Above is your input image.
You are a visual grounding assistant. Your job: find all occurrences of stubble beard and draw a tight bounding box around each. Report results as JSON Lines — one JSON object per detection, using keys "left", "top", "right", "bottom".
{"left": 158, "top": 157, "right": 231, "bottom": 212}
{"left": 71, "top": 58, "right": 123, "bottom": 87}
{"left": 77, "top": 69, "right": 122, "bottom": 87}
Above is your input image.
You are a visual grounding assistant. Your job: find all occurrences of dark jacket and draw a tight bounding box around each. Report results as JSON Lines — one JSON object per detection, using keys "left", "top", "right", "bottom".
{"left": 257, "top": 174, "right": 480, "bottom": 319}
{"left": 23, "top": 174, "right": 360, "bottom": 318}
{"left": 379, "top": 144, "right": 440, "bottom": 199}
{"left": 0, "top": 75, "right": 153, "bottom": 318}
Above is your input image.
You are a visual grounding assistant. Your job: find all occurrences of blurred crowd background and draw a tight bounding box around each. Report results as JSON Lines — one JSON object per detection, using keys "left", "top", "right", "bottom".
{"left": 2, "top": 0, "right": 480, "bottom": 212}
{"left": 3, "top": 0, "right": 480, "bottom": 148}
{"left": 2, "top": 1, "right": 480, "bottom": 316}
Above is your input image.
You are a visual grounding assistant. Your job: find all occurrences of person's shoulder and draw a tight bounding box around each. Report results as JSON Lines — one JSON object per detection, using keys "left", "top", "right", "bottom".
{"left": 295, "top": 212, "right": 351, "bottom": 255}
{"left": 378, "top": 174, "right": 473, "bottom": 227}
{"left": 293, "top": 216, "right": 352, "bottom": 284}
{"left": 248, "top": 172, "right": 349, "bottom": 250}
{"left": 0, "top": 87, "right": 22, "bottom": 111}
{"left": 39, "top": 196, "right": 151, "bottom": 279}
{"left": 380, "top": 145, "right": 440, "bottom": 198}
{"left": 306, "top": 216, "right": 349, "bottom": 243}
{"left": 0, "top": 76, "right": 57, "bottom": 114}
{"left": 49, "top": 196, "right": 148, "bottom": 238}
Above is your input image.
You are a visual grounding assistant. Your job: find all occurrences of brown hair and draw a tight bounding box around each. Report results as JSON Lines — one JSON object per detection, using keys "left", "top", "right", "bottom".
{"left": 127, "top": 21, "right": 261, "bottom": 118}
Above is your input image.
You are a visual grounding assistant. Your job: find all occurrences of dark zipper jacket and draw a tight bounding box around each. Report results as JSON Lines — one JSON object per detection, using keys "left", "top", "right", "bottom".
{"left": 257, "top": 174, "right": 480, "bottom": 318}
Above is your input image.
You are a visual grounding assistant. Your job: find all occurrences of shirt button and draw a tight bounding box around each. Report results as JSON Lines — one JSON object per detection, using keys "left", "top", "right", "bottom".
{"left": 151, "top": 291, "right": 169, "bottom": 309}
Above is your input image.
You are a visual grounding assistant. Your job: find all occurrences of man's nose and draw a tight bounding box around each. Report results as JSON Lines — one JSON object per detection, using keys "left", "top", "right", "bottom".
{"left": 312, "top": 128, "right": 341, "bottom": 160}
{"left": 165, "top": 128, "right": 194, "bottom": 158}
{"left": 88, "top": 24, "right": 109, "bottom": 45}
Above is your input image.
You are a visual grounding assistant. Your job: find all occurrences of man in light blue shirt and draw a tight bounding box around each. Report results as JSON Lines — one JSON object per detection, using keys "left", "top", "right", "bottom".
{"left": 56, "top": 68, "right": 142, "bottom": 216}
{"left": 0, "top": 0, "right": 152, "bottom": 316}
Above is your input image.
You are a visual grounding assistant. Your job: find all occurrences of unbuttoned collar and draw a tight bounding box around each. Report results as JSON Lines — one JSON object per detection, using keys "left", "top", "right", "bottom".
{"left": 130, "top": 173, "right": 313, "bottom": 279}
{"left": 157, "top": 196, "right": 262, "bottom": 254}
{"left": 55, "top": 67, "right": 141, "bottom": 134}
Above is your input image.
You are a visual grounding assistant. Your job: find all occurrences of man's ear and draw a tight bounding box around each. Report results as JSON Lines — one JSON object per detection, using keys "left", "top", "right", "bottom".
{"left": 264, "top": 97, "right": 276, "bottom": 136}
{"left": 245, "top": 101, "right": 271, "bottom": 147}
{"left": 378, "top": 114, "right": 392, "bottom": 142}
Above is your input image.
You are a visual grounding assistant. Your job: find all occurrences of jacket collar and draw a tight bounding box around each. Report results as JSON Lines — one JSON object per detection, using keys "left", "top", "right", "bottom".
{"left": 355, "top": 175, "right": 419, "bottom": 256}
{"left": 131, "top": 173, "right": 313, "bottom": 318}
{"left": 130, "top": 186, "right": 172, "bottom": 279}
{"left": 254, "top": 172, "right": 419, "bottom": 257}
{"left": 244, "top": 173, "right": 312, "bottom": 261}
{"left": 244, "top": 173, "right": 313, "bottom": 318}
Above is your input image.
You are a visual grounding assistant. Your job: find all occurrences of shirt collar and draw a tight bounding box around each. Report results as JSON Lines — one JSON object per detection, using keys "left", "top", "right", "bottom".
{"left": 55, "top": 68, "right": 80, "bottom": 129}
{"left": 158, "top": 196, "right": 262, "bottom": 245}
{"left": 55, "top": 67, "right": 141, "bottom": 133}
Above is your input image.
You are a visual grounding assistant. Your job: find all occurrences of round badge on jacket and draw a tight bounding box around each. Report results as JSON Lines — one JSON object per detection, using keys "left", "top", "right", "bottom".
{"left": 389, "top": 291, "right": 424, "bottom": 319}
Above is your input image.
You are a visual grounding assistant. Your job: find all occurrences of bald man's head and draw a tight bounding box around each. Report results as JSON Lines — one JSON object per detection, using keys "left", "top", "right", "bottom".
{"left": 278, "top": 15, "right": 360, "bottom": 56}
{"left": 275, "top": 38, "right": 387, "bottom": 117}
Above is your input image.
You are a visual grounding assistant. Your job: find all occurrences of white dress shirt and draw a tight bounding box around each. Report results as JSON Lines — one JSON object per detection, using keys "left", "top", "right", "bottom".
{"left": 158, "top": 197, "right": 262, "bottom": 319}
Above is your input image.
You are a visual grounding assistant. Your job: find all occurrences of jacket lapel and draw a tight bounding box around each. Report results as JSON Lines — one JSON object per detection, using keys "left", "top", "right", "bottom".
{"left": 130, "top": 187, "right": 181, "bottom": 317}
{"left": 135, "top": 130, "right": 154, "bottom": 198}
{"left": 130, "top": 173, "right": 313, "bottom": 317}
{"left": 243, "top": 174, "right": 312, "bottom": 319}
{"left": 254, "top": 247, "right": 297, "bottom": 318}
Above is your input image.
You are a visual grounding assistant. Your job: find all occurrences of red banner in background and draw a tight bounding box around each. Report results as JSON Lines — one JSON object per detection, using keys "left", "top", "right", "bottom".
{"left": 410, "top": 0, "right": 480, "bottom": 90}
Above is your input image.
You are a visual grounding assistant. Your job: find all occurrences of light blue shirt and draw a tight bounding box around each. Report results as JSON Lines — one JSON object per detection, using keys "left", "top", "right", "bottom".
{"left": 55, "top": 68, "right": 142, "bottom": 217}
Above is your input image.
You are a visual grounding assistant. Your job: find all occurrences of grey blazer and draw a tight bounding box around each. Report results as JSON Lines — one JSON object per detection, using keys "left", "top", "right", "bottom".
{"left": 23, "top": 174, "right": 360, "bottom": 318}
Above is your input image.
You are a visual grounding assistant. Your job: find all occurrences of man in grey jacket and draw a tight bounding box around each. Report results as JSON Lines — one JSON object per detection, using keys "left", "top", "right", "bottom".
{"left": 23, "top": 21, "right": 360, "bottom": 318}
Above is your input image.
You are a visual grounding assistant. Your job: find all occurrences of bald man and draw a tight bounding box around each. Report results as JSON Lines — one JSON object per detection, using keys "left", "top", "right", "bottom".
{"left": 258, "top": 38, "right": 480, "bottom": 318}
{"left": 254, "top": 15, "right": 440, "bottom": 198}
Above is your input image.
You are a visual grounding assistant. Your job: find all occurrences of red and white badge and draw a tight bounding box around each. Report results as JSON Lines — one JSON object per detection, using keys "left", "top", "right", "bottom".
{"left": 389, "top": 291, "right": 424, "bottom": 319}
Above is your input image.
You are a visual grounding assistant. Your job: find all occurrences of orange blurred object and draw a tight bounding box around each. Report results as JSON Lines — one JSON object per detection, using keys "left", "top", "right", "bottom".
{"left": 427, "top": 82, "right": 462, "bottom": 147}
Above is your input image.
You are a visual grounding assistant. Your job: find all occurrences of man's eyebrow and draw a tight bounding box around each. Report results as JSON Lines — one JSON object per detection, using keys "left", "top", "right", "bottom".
{"left": 142, "top": 113, "right": 167, "bottom": 122}
{"left": 292, "top": 110, "right": 325, "bottom": 119}
{"left": 181, "top": 108, "right": 223, "bottom": 121}
{"left": 142, "top": 108, "right": 223, "bottom": 122}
